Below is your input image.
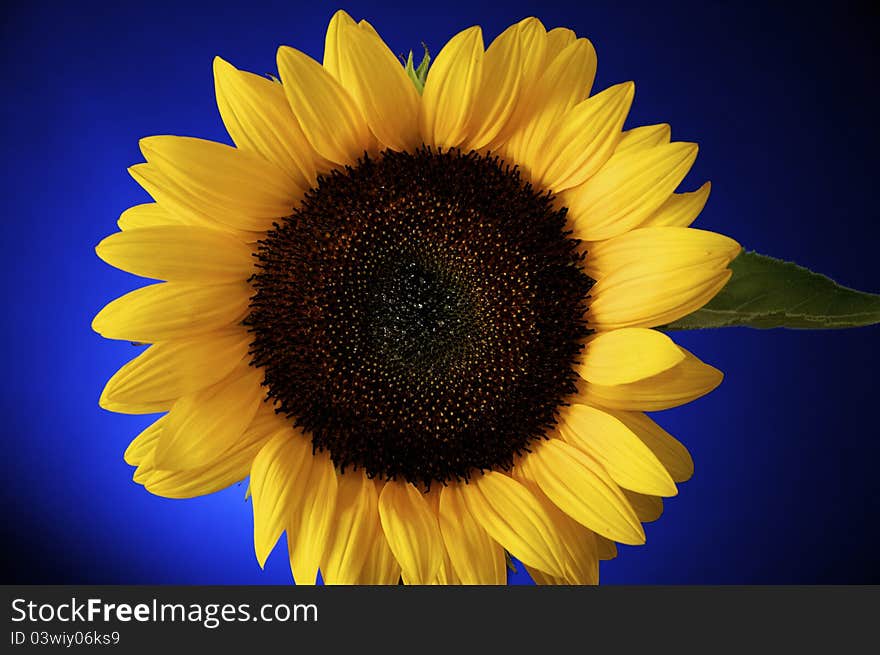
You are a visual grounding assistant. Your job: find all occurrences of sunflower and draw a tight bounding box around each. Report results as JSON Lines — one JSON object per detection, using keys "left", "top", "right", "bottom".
{"left": 93, "top": 11, "right": 740, "bottom": 585}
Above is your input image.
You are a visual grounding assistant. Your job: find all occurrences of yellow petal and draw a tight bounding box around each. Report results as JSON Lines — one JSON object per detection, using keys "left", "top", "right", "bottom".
{"left": 92, "top": 281, "right": 251, "bottom": 343}
{"left": 378, "top": 482, "right": 444, "bottom": 585}
{"left": 563, "top": 142, "right": 698, "bottom": 241}
{"left": 578, "top": 347, "right": 723, "bottom": 411}
{"left": 322, "top": 469, "right": 380, "bottom": 585}
{"left": 422, "top": 494, "right": 462, "bottom": 584}
{"left": 133, "top": 457, "right": 155, "bottom": 485}
{"left": 336, "top": 21, "right": 420, "bottom": 151}
{"left": 558, "top": 404, "right": 677, "bottom": 497}
{"left": 545, "top": 27, "right": 577, "bottom": 59}
{"left": 287, "top": 449, "right": 338, "bottom": 585}
{"left": 433, "top": 551, "right": 462, "bottom": 585}
{"left": 622, "top": 490, "right": 664, "bottom": 523}
{"left": 459, "top": 471, "right": 566, "bottom": 578}
{"left": 240, "top": 397, "right": 287, "bottom": 437}
{"left": 139, "top": 136, "right": 299, "bottom": 233}
{"left": 214, "top": 56, "right": 318, "bottom": 188}
{"left": 100, "top": 329, "right": 250, "bottom": 407}
{"left": 439, "top": 483, "right": 506, "bottom": 585}
{"left": 144, "top": 449, "right": 252, "bottom": 498}
{"left": 615, "top": 123, "right": 671, "bottom": 154}
{"left": 419, "top": 26, "right": 483, "bottom": 148}
{"left": 276, "top": 45, "right": 375, "bottom": 166}
{"left": 96, "top": 226, "right": 255, "bottom": 282}
{"left": 141, "top": 404, "right": 278, "bottom": 499}
{"left": 462, "top": 22, "right": 523, "bottom": 150}
{"left": 508, "top": 18, "right": 548, "bottom": 102}
{"left": 153, "top": 360, "right": 264, "bottom": 469}
{"left": 423, "top": 488, "right": 462, "bottom": 586}
{"left": 530, "top": 82, "right": 634, "bottom": 191}
{"left": 605, "top": 410, "right": 694, "bottom": 482}
{"left": 250, "top": 429, "right": 312, "bottom": 566}
{"left": 357, "top": 19, "right": 380, "bottom": 38}
{"left": 118, "top": 203, "right": 185, "bottom": 231}
{"left": 640, "top": 182, "right": 712, "bottom": 228}
{"left": 578, "top": 327, "right": 685, "bottom": 386}
{"left": 508, "top": 37, "right": 597, "bottom": 166}
{"left": 480, "top": 18, "right": 548, "bottom": 153}
{"left": 100, "top": 397, "right": 172, "bottom": 415}
{"left": 596, "top": 535, "right": 618, "bottom": 560}
{"left": 511, "top": 465, "right": 600, "bottom": 584}
{"left": 127, "top": 165, "right": 211, "bottom": 227}
{"left": 322, "top": 10, "right": 357, "bottom": 80}
{"left": 588, "top": 263, "right": 733, "bottom": 330}
{"left": 526, "top": 566, "right": 564, "bottom": 586}
{"left": 356, "top": 493, "right": 402, "bottom": 584}
{"left": 124, "top": 416, "right": 166, "bottom": 466}
{"left": 521, "top": 439, "right": 644, "bottom": 544}
{"left": 547, "top": 521, "right": 599, "bottom": 585}
{"left": 358, "top": 537, "right": 401, "bottom": 584}
{"left": 127, "top": 165, "right": 263, "bottom": 243}
{"left": 584, "top": 226, "right": 740, "bottom": 281}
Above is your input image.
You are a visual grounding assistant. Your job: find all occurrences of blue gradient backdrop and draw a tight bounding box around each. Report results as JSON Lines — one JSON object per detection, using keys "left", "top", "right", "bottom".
{"left": 2, "top": 0, "right": 877, "bottom": 584}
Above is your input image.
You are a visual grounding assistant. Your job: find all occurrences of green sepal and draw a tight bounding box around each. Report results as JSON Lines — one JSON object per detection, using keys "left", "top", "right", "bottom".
{"left": 504, "top": 551, "right": 518, "bottom": 573}
{"left": 665, "top": 251, "right": 880, "bottom": 330}
{"left": 405, "top": 43, "right": 431, "bottom": 94}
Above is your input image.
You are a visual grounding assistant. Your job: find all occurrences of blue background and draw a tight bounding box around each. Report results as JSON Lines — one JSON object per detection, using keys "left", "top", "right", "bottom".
{"left": 2, "top": 0, "right": 877, "bottom": 584}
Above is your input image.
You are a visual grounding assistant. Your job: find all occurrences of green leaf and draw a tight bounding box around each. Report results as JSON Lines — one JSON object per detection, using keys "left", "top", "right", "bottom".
{"left": 665, "top": 251, "right": 880, "bottom": 330}
{"left": 404, "top": 43, "right": 431, "bottom": 94}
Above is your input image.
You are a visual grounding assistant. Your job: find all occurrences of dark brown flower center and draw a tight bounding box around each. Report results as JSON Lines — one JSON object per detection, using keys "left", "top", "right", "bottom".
{"left": 246, "top": 148, "right": 593, "bottom": 487}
